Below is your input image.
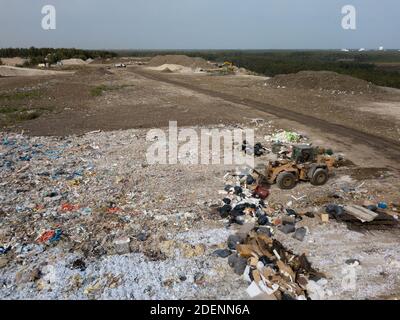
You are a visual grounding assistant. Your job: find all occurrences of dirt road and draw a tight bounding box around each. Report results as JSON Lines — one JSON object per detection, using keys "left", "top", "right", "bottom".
{"left": 132, "top": 67, "right": 400, "bottom": 168}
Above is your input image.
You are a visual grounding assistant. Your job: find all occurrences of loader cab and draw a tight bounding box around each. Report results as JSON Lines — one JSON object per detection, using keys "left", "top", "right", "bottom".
{"left": 291, "top": 145, "right": 315, "bottom": 164}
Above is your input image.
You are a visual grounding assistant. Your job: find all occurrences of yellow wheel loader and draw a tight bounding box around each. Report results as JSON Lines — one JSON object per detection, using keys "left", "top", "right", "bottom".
{"left": 263, "top": 145, "right": 335, "bottom": 190}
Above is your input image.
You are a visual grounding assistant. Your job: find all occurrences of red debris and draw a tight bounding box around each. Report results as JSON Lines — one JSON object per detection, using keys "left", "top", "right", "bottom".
{"left": 61, "top": 203, "right": 79, "bottom": 212}
{"left": 37, "top": 230, "right": 55, "bottom": 243}
{"left": 253, "top": 185, "right": 270, "bottom": 200}
{"left": 108, "top": 207, "right": 120, "bottom": 214}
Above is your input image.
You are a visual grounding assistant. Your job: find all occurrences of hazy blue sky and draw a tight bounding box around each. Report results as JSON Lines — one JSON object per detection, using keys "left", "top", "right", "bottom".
{"left": 0, "top": 0, "right": 399, "bottom": 49}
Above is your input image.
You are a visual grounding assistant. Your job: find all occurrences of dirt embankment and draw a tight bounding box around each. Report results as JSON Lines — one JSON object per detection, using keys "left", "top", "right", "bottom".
{"left": 0, "top": 57, "right": 28, "bottom": 67}
{"left": 148, "top": 55, "right": 212, "bottom": 70}
{"left": 60, "top": 58, "right": 88, "bottom": 66}
{"left": 0, "top": 66, "right": 74, "bottom": 77}
{"left": 267, "top": 71, "right": 381, "bottom": 94}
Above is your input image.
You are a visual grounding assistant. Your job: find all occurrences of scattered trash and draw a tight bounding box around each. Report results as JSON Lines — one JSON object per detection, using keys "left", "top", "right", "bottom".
{"left": 345, "top": 259, "right": 361, "bottom": 266}
{"left": 326, "top": 204, "right": 344, "bottom": 217}
{"left": 271, "top": 131, "right": 302, "bottom": 144}
{"left": 242, "top": 141, "right": 267, "bottom": 157}
{"left": 228, "top": 253, "right": 248, "bottom": 275}
{"left": 137, "top": 233, "right": 148, "bottom": 242}
{"left": 253, "top": 185, "right": 270, "bottom": 200}
{"left": 71, "top": 258, "right": 87, "bottom": 271}
{"left": 212, "top": 249, "right": 231, "bottom": 258}
{"left": 306, "top": 279, "right": 332, "bottom": 300}
{"left": 218, "top": 204, "right": 232, "bottom": 218}
{"left": 320, "top": 213, "right": 330, "bottom": 223}
{"left": 114, "top": 237, "right": 131, "bottom": 255}
{"left": 61, "top": 203, "right": 79, "bottom": 212}
{"left": 227, "top": 234, "right": 244, "bottom": 250}
{"left": 0, "top": 246, "right": 11, "bottom": 255}
{"left": 378, "top": 202, "right": 388, "bottom": 210}
{"left": 258, "top": 215, "right": 270, "bottom": 226}
{"left": 293, "top": 227, "right": 307, "bottom": 241}
{"left": 0, "top": 257, "right": 9, "bottom": 269}
{"left": 279, "top": 223, "right": 296, "bottom": 234}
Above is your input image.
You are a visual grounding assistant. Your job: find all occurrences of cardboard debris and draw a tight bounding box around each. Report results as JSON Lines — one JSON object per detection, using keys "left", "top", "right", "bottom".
{"left": 320, "top": 213, "right": 330, "bottom": 223}
{"left": 235, "top": 232, "right": 325, "bottom": 300}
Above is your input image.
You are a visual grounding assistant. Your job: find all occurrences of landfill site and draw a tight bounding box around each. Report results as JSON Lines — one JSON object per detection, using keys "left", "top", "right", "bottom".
{"left": 1, "top": 54, "right": 400, "bottom": 301}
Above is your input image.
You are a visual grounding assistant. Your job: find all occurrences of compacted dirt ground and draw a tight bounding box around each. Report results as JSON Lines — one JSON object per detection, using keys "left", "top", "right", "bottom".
{"left": 0, "top": 59, "right": 399, "bottom": 300}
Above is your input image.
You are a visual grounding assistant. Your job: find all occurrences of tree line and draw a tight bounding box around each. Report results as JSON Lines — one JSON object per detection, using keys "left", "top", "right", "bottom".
{"left": 0, "top": 47, "right": 117, "bottom": 66}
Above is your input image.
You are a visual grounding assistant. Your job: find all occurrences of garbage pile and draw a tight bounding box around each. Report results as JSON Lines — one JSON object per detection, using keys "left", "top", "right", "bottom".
{"left": 324, "top": 202, "right": 399, "bottom": 230}
{"left": 216, "top": 168, "right": 326, "bottom": 300}
{"left": 233, "top": 232, "right": 325, "bottom": 300}
{"left": 217, "top": 168, "right": 270, "bottom": 226}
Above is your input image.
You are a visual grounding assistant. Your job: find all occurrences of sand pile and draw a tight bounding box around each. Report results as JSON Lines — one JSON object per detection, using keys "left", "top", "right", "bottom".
{"left": 61, "top": 58, "right": 88, "bottom": 66}
{"left": 148, "top": 64, "right": 199, "bottom": 74}
{"left": 268, "top": 71, "right": 379, "bottom": 93}
{"left": 148, "top": 55, "right": 211, "bottom": 70}
{"left": 0, "top": 66, "right": 73, "bottom": 77}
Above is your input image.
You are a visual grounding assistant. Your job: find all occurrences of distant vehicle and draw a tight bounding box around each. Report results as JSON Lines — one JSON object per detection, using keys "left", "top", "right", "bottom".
{"left": 114, "top": 63, "right": 126, "bottom": 68}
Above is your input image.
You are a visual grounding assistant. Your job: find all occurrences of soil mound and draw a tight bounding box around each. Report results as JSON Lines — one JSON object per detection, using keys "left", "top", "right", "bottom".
{"left": 268, "top": 71, "right": 379, "bottom": 93}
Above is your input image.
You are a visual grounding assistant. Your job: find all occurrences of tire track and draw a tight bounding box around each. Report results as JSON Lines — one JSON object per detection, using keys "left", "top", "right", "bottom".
{"left": 132, "top": 68, "right": 400, "bottom": 165}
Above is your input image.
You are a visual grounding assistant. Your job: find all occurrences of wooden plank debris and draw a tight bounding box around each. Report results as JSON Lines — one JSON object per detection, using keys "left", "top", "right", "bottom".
{"left": 344, "top": 205, "right": 379, "bottom": 223}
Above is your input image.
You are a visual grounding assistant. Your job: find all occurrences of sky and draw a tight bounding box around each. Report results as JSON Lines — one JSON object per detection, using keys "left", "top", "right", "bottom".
{"left": 0, "top": 0, "right": 399, "bottom": 49}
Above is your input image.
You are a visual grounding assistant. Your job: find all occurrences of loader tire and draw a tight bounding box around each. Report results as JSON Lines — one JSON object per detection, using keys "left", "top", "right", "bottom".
{"left": 311, "top": 168, "right": 329, "bottom": 186}
{"left": 277, "top": 172, "right": 297, "bottom": 190}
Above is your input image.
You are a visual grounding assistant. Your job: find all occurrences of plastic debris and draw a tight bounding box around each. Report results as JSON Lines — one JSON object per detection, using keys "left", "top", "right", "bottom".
{"left": 0, "top": 246, "right": 11, "bottom": 255}
{"left": 212, "top": 249, "right": 231, "bottom": 258}
{"left": 36, "top": 229, "right": 62, "bottom": 244}
{"left": 271, "top": 131, "right": 302, "bottom": 143}
{"left": 378, "top": 202, "right": 388, "bottom": 210}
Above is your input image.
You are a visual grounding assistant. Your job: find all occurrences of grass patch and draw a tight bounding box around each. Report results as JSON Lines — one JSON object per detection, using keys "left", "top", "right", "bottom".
{"left": 0, "top": 106, "right": 22, "bottom": 114}
{"left": 14, "top": 110, "right": 42, "bottom": 121}
{"left": 0, "top": 106, "right": 53, "bottom": 126}
{"left": 0, "top": 89, "right": 42, "bottom": 101}
{"left": 90, "top": 84, "right": 133, "bottom": 97}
